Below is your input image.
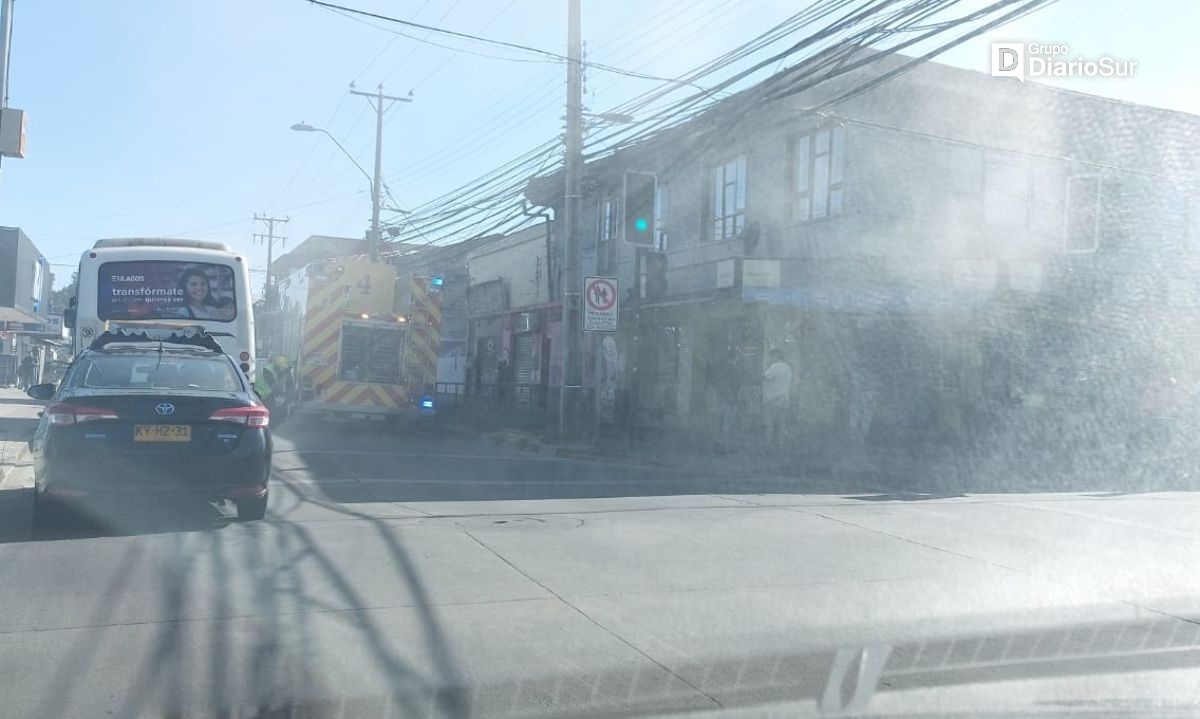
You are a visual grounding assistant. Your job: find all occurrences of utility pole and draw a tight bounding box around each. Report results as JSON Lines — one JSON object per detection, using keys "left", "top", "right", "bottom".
{"left": 253, "top": 213, "right": 289, "bottom": 307}
{"left": 350, "top": 84, "right": 411, "bottom": 263}
{"left": 0, "top": 0, "right": 15, "bottom": 174}
{"left": 0, "top": 0, "right": 13, "bottom": 108}
{"left": 559, "top": 0, "right": 583, "bottom": 435}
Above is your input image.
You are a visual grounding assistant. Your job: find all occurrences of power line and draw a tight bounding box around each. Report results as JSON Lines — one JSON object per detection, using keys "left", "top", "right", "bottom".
{"left": 271, "top": 1, "right": 437, "bottom": 211}
{"left": 304, "top": 0, "right": 713, "bottom": 89}
{"left": 410, "top": 0, "right": 520, "bottom": 90}
{"left": 169, "top": 190, "right": 365, "bottom": 239}
{"left": 327, "top": 3, "right": 546, "bottom": 69}
{"left": 380, "top": 0, "right": 1058, "bottom": 262}
{"left": 354, "top": 0, "right": 436, "bottom": 85}
{"left": 381, "top": 0, "right": 722, "bottom": 182}
{"left": 388, "top": 0, "right": 868, "bottom": 230}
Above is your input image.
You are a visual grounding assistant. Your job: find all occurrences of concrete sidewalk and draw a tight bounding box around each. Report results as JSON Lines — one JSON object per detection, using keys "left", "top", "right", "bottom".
{"left": 0, "top": 387, "right": 40, "bottom": 487}
{"left": 480, "top": 425, "right": 954, "bottom": 486}
{"left": 477, "top": 422, "right": 1190, "bottom": 498}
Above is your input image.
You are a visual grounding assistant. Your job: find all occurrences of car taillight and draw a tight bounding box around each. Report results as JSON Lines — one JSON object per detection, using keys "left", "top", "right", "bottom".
{"left": 46, "top": 403, "right": 119, "bottom": 426}
{"left": 209, "top": 405, "right": 270, "bottom": 428}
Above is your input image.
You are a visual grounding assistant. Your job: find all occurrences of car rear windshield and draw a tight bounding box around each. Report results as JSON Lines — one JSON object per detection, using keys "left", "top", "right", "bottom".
{"left": 69, "top": 352, "right": 244, "bottom": 392}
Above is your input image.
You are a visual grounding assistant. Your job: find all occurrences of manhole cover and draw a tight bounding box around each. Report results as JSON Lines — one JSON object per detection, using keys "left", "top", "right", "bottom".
{"left": 445, "top": 515, "right": 583, "bottom": 530}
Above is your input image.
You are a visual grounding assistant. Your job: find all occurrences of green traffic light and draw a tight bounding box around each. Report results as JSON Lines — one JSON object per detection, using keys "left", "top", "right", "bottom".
{"left": 634, "top": 217, "right": 649, "bottom": 232}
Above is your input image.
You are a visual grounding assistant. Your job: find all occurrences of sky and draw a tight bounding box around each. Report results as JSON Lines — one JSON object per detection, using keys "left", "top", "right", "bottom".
{"left": 1, "top": 0, "right": 1196, "bottom": 289}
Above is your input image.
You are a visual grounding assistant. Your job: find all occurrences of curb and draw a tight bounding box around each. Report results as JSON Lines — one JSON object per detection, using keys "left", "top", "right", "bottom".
{"left": 0, "top": 439, "right": 32, "bottom": 488}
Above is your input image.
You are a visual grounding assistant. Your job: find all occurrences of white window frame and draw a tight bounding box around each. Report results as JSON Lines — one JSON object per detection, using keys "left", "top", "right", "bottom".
{"left": 598, "top": 197, "right": 620, "bottom": 272}
{"left": 709, "top": 155, "right": 747, "bottom": 241}
{"left": 790, "top": 126, "right": 845, "bottom": 221}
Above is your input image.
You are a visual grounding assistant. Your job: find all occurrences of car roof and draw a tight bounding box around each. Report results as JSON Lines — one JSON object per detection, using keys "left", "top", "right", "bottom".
{"left": 84, "top": 345, "right": 231, "bottom": 360}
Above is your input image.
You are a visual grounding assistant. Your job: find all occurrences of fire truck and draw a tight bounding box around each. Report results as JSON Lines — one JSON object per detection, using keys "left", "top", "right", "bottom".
{"left": 274, "top": 255, "right": 441, "bottom": 421}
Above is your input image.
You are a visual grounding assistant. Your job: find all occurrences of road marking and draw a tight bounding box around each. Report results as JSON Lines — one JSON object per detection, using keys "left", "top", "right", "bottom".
{"left": 280, "top": 477, "right": 657, "bottom": 485}
{"left": 273, "top": 449, "right": 576, "bottom": 463}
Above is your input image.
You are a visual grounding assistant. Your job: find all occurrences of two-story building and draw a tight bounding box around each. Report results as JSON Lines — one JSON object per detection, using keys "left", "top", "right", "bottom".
{"left": 528, "top": 51, "right": 1200, "bottom": 451}
{"left": 0, "top": 227, "right": 52, "bottom": 385}
{"left": 463, "top": 223, "right": 558, "bottom": 422}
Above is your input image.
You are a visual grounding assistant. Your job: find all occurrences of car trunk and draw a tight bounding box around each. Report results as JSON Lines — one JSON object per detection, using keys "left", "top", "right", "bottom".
{"left": 55, "top": 390, "right": 255, "bottom": 456}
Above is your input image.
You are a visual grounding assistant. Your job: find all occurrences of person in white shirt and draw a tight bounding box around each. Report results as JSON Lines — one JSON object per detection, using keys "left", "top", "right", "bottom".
{"left": 763, "top": 349, "right": 793, "bottom": 450}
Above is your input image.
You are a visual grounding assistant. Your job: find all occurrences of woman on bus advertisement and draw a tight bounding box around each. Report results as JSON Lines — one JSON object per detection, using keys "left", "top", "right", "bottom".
{"left": 98, "top": 260, "right": 236, "bottom": 321}
{"left": 177, "top": 266, "right": 235, "bottom": 321}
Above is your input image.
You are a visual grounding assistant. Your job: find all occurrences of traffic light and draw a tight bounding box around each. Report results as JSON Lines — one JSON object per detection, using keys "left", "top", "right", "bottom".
{"left": 623, "top": 171, "right": 656, "bottom": 247}
{"left": 645, "top": 252, "right": 668, "bottom": 300}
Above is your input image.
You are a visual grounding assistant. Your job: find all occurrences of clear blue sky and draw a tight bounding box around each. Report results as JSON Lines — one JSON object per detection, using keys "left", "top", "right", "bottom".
{"left": 1, "top": 0, "right": 1194, "bottom": 288}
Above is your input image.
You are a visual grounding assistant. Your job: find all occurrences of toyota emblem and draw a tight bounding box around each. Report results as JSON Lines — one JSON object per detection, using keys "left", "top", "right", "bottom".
{"left": 155, "top": 402, "right": 176, "bottom": 416}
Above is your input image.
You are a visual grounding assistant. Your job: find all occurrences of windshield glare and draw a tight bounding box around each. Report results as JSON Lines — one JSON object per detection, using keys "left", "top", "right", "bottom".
{"left": 2, "top": 0, "right": 1198, "bottom": 717}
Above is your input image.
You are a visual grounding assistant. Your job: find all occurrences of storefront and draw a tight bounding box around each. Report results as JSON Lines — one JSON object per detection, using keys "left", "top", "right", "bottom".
{"left": 468, "top": 303, "right": 561, "bottom": 421}
{"left": 627, "top": 267, "right": 1008, "bottom": 450}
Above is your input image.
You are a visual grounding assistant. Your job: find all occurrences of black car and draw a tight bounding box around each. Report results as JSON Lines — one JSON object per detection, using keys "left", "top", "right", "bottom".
{"left": 25, "top": 329, "right": 272, "bottom": 525}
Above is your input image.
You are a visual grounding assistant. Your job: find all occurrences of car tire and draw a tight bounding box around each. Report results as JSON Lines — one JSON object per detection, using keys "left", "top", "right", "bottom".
{"left": 236, "top": 493, "right": 268, "bottom": 521}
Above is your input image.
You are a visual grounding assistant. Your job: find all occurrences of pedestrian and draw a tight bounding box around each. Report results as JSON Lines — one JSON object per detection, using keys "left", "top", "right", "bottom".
{"left": 17, "top": 354, "right": 36, "bottom": 391}
{"left": 762, "top": 349, "right": 793, "bottom": 451}
{"left": 708, "top": 344, "right": 738, "bottom": 454}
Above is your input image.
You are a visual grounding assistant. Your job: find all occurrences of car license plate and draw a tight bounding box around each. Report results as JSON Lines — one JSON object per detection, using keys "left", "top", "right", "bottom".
{"left": 134, "top": 424, "right": 191, "bottom": 442}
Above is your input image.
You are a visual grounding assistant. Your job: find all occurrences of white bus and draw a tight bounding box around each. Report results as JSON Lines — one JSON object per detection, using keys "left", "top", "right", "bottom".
{"left": 67, "top": 238, "right": 257, "bottom": 379}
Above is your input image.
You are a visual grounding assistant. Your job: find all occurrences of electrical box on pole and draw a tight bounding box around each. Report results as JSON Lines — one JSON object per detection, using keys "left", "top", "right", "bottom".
{"left": 622, "top": 171, "right": 657, "bottom": 247}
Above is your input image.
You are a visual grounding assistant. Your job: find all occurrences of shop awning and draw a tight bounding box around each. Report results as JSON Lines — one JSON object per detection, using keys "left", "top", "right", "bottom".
{"left": 0, "top": 305, "right": 41, "bottom": 327}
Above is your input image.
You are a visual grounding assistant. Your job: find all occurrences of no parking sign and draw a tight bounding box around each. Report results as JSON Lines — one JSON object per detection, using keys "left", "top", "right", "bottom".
{"left": 583, "top": 277, "right": 618, "bottom": 332}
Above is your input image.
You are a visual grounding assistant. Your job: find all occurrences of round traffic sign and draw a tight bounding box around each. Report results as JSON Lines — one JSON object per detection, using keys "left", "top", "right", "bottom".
{"left": 586, "top": 278, "right": 617, "bottom": 311}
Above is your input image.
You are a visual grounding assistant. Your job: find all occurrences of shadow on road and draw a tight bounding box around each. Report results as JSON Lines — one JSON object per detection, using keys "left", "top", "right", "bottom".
{"left": 0, "top": 486, "right": 233, "bottom": 543}
{"left": 272, "top": 414, "right": 1200, "bottom": 506}
{"left": 10, "top": 441, "right": 471, "bottom": 718}
{"left": 274, "top": 417, "right": 895, "bottom": 505}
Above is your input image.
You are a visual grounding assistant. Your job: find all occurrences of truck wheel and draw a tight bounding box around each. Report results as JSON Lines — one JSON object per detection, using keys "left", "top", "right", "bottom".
{"left": 236, "top": 493, "right": 268, "bottom": 521}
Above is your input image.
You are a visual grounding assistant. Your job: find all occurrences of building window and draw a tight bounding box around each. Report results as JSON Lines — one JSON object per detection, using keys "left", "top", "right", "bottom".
{"left": 709, "top": 155, "right": 747, "bottom": 241}
{"left": 654, "top": 182, "right": 669, "bottom": 252}
{"left": 790, "top": 126, "right": 845, "bottom": 221}
{"left": 598, "top": 197, "right": 620, "bottom": 273}
{"left": 1065, "top": 175, "right": 1101, "bottom": 252}
{"left": 984, "top": 155, "right": 1032, "bottom": 228}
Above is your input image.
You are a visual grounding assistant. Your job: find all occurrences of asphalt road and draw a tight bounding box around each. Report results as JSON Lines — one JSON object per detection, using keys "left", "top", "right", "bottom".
{"left": 4, "top": 402, "right": 1200, "bottom": 717}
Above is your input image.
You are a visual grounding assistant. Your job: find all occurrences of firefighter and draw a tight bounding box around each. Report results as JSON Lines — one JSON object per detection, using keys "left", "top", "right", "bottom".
{"left": 254, "top": 355, "right": 293, "bottom": 425}
{"left": 272, "top": 355, "right": 295, "bottom": 409}
{"left": 253, "top": 359, "right": 276, "bottom": 400}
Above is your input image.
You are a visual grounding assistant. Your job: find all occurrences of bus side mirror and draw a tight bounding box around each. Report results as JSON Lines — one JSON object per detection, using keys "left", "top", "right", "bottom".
{"left": 63, "top": 307, "right": 76, "bottom": 329}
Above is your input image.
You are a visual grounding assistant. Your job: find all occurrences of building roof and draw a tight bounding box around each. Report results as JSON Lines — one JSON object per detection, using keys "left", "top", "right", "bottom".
{"left": 527, "top": 49, "right": 1200, "bottom": 205}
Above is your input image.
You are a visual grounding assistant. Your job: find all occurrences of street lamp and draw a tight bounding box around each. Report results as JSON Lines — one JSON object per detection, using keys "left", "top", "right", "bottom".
{"left": 290, "top": 84, "right": 417, "bottom": 264}
{"left": 290, "top": 123, "right": 374, "bottom": 193}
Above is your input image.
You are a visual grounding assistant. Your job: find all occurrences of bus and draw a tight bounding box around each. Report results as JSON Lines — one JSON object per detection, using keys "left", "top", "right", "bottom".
{"left": 67, "top": 238, "right": 257, "bottom": 380}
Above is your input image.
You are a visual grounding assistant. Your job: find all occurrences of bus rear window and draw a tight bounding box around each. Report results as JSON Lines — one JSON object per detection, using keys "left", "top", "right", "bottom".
{"left": 98, "top": 260, "right": 237, "bottom": 322}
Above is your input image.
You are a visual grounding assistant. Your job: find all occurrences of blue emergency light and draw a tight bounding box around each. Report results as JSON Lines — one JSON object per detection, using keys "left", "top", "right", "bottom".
{"left": 431, "top": 276, "right": 444, "bottom": 287}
